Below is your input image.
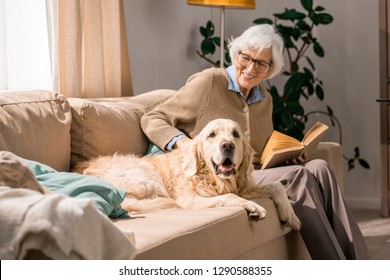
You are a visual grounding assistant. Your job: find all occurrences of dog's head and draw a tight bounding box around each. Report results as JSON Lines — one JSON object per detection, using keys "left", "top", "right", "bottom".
{"left": 182, "top": 118, "right": 254, "bottom": 184}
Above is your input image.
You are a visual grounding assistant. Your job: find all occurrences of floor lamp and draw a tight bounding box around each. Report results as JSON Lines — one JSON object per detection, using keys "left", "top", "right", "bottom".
{"left": 187, "top": 0, "right": 256, "bottom": 68}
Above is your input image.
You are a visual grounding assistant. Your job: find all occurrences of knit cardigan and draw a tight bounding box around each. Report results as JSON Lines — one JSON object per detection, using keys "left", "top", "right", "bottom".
{"left": 141, "top": 67, "right": 274, "bottom": 164}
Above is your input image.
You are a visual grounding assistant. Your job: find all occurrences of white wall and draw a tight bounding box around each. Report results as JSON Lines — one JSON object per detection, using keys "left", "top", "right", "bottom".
{"left": 124, "top": 0, "right": 381, "bottom": 209}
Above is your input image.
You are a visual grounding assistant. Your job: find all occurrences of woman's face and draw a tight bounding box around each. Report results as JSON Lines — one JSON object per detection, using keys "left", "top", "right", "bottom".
{"left": 234, "top": 47, "right": 272, "bottom": 97}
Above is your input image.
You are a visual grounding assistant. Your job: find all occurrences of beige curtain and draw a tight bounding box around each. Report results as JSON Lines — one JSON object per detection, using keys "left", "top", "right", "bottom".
{"left": 59, "top": 0, "right": 133, "bottom": 98}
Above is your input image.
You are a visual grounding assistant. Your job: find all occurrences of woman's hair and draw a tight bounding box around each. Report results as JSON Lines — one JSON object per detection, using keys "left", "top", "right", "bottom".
{"left": 228, "top": 24, "right": 285, "bottom": 79}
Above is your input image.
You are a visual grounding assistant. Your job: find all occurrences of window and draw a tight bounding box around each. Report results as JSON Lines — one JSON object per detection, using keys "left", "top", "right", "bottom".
{"left": 0, "top": 0, "right": 54, "bottom": 91}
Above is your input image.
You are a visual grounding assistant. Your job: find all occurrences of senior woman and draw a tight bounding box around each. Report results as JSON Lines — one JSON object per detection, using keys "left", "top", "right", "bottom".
{"left": 140, "top": 24, "right": 369, "bottom": 260}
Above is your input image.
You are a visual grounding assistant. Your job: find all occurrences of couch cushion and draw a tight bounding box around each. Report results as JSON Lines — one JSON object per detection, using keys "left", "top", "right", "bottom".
{"left": 114, "top": 198, "right": 309, "bottom": 259}
{"left": 0, "top": 90, "right": 71, "bottom": 171}
{"left": 68, "top": 89, "right": 175, "bottom": 168}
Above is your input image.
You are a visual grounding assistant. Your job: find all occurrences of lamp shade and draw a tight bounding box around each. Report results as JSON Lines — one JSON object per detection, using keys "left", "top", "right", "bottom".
{"left": 187, "top": 0, "right": 255, "bottom": 9}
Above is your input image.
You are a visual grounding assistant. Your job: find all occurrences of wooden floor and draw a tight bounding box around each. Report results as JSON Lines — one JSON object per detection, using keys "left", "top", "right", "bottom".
{"left": 351, "top": 208, "right": 390, "bottom": 260}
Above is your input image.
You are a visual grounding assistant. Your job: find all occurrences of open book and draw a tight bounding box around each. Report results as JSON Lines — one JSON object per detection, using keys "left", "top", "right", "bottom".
{"left": 260, "top": 122, "right": 329, "bottom": 169}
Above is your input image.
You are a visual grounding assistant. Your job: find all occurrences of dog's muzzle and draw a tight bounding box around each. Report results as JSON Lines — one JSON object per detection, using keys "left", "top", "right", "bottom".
{"left": 212, "top": 157, "right": 236, "bottom": 177}
{"left": 212, "top": 140, "right": 237, "bottom": 177}
{"left": 220, "top": 140, "right": 235, "bottom": 154}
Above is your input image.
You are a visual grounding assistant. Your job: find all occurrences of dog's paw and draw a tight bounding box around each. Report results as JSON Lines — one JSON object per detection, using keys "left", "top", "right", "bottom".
{"left": 286, "top": 213, "right": 301, "bottom": 230}
{"left": 244, "top": 201, "right": 267, "bottom": 221}
{"left": 277, "top": 204, "right": 301, "bottom": 230}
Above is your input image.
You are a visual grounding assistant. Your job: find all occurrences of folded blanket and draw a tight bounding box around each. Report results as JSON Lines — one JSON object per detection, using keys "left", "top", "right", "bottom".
{"left": 0, "top": 151, "right": 46, "bottom": 193}
{"left": 0, "top": 151, "right": 128, "bottom": 219}
{"left": 0, "top": 151, "right": 136, "bottom": 259}
{"left": 21, "top": 158, "right": 129, "bottom": 219}
{"left": 0, "top": 187, "right": 136, "bottom": 259}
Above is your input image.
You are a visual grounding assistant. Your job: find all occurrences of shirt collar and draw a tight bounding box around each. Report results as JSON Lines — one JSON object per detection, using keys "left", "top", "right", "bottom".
{"left": 226, "top": 65, "right": 266, "bottom": 105}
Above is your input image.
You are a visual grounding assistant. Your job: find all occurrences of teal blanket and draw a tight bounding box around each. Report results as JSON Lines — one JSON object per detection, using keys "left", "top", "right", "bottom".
{"left": 22, "top": 158, "right": 129, "bottom": 219}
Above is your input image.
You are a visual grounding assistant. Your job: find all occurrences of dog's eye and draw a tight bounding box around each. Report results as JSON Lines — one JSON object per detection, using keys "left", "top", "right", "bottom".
{"left": 233, "top": 131, "right": 240, "bottom": 138}
{"left": 209, "top": 132, "right": 216, "bottom": 138}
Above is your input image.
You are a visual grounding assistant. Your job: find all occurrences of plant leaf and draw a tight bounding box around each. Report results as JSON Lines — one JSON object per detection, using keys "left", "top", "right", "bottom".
{"left": 270, "top": 86, "right": 284, "bottom": 113}
{"left": 269, "top": 85, "right": 279, "bottom": 96}
{"left": 314, "top": 6, "right": 325, "bottom": 12}
{"left": 292, "top": 28, "right": 301, "bottom": 41}
{"left": 206, "top": 20, "right": 214, "bottom": 37}
{"left": 301, "top": 0, "right": 313, "bottom": 12}
{"left": 318, "top": 13, "right": 333, "bottom": 25}
{"left": 348, "top": 159, "right": 355, "bottom": 171}
{"left": 290, "top": 124, "right": 305, "bottom": 140}
{"left": 295, "top": 118, "right": 306, "bottom": 131}
{"left": 313, "top": 42, "right": 325, "bottom": 57}
{"left": 315, "top": 85, "right": 324, "bottom": 100}
{"left": 309, "top": 11, "right": 320, "bottom": 25}
{"left": 200, "top": 26, "right": 208, "bottom": 38}
{"left": 326, "top": 105, "right": 335, "bottom": 126}
{"left": 354, "top": 146, "right": 360, "bottom": 158}
{"left": 253, "top": 18, "right": 273, "bottom": 25}
{"left": 297, "top": 20, "right": 311, "bottom": 31}
{"left": 201, "top": 39, "right": 215, "bottom": 55}
{"left": 274, "top": 9, "right": 306, "bottom": 21}
{"left": 272, "top": 99, "right": 284, "bottom": 114}
{"left": 326, "top": 105, "right": 334, "bottom": 116}
{"left": 286, "top": 101, "right": 305, "bottom": 115}
{"left": 306, "top": 82, "right": 314, "bottom": 96}
{"left": 305, "top": 56, "right": 315, "bottom": 70}
{"left": 281, "top": 110, "right": 294, "bottom": 129}
{"left": 277, "top": 25, "right": 296, "bottom": 48}
{"left": 358, "top": 159, "right": 370, "bottom": 169}
{"left": 225, "top": 50, "right": 231, "bottom": 64}
{"left": 212, "top": 37, "right": 221, "bottom": 47}
{"left": 303, "top": 67, "right": 314, "bottom": 80}
{"left": 284, "top": 72, "right": 305, "bottom": 100}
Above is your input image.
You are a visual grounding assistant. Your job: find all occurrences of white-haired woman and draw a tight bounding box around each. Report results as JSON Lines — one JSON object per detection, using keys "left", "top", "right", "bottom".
{"left": 141, "top": 24, "right": 369, "bottom": 259}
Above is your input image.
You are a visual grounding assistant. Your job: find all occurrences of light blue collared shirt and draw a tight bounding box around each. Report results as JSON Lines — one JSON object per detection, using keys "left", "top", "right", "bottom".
{"left": 226, "top": 65, "right": 266, "bottom": 105}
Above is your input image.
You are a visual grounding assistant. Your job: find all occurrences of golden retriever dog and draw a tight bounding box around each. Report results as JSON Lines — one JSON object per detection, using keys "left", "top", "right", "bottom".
{"left": 74, "top": 118, "right": 301, "bottom": 230}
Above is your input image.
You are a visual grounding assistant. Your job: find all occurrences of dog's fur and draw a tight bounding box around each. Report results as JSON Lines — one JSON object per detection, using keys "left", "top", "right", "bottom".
{"left": 74, "top": 118, "right": 301, "bottom": 229}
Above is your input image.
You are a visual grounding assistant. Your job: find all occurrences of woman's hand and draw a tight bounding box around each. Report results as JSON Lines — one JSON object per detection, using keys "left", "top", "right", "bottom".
{"left": 174, "top": 137, "right": 191, "bottom": 150}
{"left": 287, "top": 152, "right": 308, "bottom": 165}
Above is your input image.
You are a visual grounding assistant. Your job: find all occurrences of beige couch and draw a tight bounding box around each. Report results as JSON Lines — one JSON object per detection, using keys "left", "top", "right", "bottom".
{"left": 0, "top": 89, "right": 344, "bottom": 260}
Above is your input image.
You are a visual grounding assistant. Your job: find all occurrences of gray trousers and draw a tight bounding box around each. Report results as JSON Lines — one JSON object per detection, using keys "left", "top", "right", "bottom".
{"left": 252, "top": 159, "right": 369, "bottom": 260}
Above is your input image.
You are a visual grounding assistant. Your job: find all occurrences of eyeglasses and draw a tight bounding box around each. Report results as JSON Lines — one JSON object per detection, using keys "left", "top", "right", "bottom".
{"left": 237, "top": 51, "right": 272, "bottom": 74}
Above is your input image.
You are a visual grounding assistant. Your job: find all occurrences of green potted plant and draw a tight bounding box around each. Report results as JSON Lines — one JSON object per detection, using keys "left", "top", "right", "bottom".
{"left": 196, "top": 0, "right": 369, "bottom": 170}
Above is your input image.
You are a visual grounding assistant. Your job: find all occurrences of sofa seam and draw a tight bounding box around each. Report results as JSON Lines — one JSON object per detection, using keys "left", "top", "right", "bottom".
{"left": 79, "top": 103, "right": 87, "bottom": 160}
{"left": 0, "top": 97, "right": 66, "bottom": 107}
{"left": 76, "top": 94, "right": 174, "bottom": 114}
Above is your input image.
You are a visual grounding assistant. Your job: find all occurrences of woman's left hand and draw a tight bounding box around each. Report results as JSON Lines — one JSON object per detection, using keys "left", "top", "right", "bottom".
{"left": 288, "top": 152, "right": 308, "bottom": 165}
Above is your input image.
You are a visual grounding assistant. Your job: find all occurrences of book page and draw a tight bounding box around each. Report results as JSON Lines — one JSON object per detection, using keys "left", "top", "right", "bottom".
{"left": 260, "top": 130, "right": 301, "bottom": 165}
{"left": 302, "top": 122, "right": 329, "bottom": 155}
{"left": 266, "top": 130, "right": 300, "bottom": 151}
{"left": 260, "top": 130, "right": 303, "bottom": 168}
{"left": 261, "top": 146, "right": 305, "bottom": 169}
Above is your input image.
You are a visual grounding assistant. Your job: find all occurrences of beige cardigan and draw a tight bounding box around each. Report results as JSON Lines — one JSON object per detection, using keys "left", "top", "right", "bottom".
{"left": 141, "top": 67, "right": 274, "bottom": 164}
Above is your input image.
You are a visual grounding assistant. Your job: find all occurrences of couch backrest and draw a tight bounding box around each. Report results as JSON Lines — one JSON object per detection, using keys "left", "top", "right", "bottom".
{"left": 0, "top": 90, "right": 72, "bottom": 171}
{"left": 68, "top": 89, "right": 176, "bottom": 169}
{"left": 0, "top": 89, "right": 175, "bottom": 171}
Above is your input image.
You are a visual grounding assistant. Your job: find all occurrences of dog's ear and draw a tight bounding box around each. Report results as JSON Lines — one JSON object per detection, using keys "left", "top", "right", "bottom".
{"left": 237, "top": 138, "right": 255, "bottom": 189}
{"left": 181, "top": 138, "right": 202, "bottom": 178}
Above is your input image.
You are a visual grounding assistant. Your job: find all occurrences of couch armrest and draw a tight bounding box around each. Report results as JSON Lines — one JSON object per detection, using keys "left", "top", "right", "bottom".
{"left": 309, "top": 142, "right": 344, "bottom": 194}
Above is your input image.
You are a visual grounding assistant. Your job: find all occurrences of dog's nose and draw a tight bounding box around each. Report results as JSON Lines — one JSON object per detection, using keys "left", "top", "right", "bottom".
{"left": 220, "top": 140, "right": 235, "bottom": 152}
